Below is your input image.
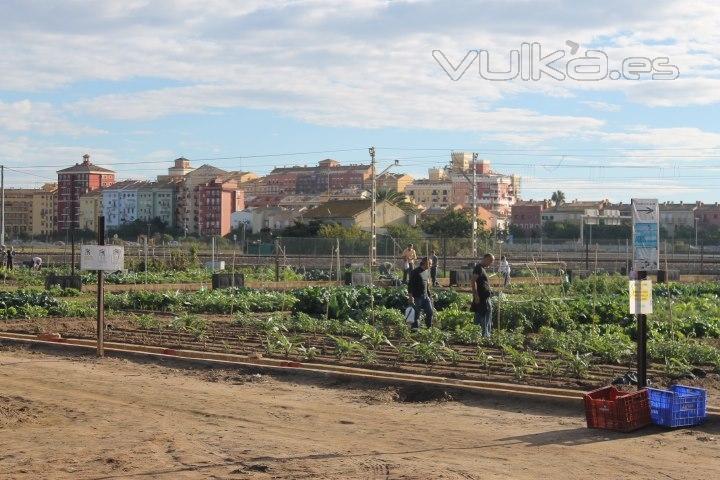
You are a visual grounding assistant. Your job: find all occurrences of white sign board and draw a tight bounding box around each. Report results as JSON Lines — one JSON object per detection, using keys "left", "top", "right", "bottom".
{"left": 629, "top": 280, "right": 653, "bottom": 314}
{"left": 632, "top": 198, "right": 659, "bottom": 271}
{"left": 80, "top": 245, "right": 125, "bottom": 271}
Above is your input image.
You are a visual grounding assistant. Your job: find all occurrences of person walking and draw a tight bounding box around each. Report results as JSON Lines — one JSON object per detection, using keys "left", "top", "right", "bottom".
{"left": 401, "top": 243, "right": 417, "bottom": 284}
{"left": 430, "top": 250, "right": 439, "bottom": 286}
{"left": 472, "top": 253, "right": 495, "bottom": 337}
{"left": 407, "top": 256, "right": 434, "bottom": 329}
{"left": 499, "top": 255, "right": 511, "bottom": 287}
{"left": 6, "top": 247, "right": 14, "bottom": 270}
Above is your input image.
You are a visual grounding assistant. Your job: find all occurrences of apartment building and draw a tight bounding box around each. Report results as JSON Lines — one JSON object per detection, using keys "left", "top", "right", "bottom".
{"left": 101, "top": 180, "right": 179, "bottom": 231}
{"left": 56, "top": 154, "right": 115, "bottom": 231}
{"left": 265, "top": 159, "right": 372, "bottom": 195}
{"left": 405, "top": 180, "right": 453, "bottom": 209}
{"left": 510, "top": 200, "right": 548, "bottom": 233}
{"left": 196, "top": 178, "right": 245, "bottom": 236}
{"left": 405, "top": 153, "right": 520, "bottom": 215}
{"left": 3, "top": 188, "right": 35, "bottom": 238}
{"left": 137, "top": 182, "right": 176, "bottom": 227}
{"left": 79, "top": 190, "right": 103, "bottom": 232}
{"left": 31, "top": 183, "right": 58, "bottom": 237}
{"left": 376, "top": 172, "right": 413, "bottom": 193}
{"left": 175, "top": 164, "right": 228, "bottom": 235}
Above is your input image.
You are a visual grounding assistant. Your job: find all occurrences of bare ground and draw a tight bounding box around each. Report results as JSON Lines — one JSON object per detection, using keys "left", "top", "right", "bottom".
{"left": 0, "top": 346, "right": 718, "bottom": 480}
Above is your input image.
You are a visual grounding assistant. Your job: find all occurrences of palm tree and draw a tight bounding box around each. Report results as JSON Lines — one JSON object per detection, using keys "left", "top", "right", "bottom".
{"left": 375, "top": 189, "right": 416, "bottom": 213}
{"left": 550, "top": 190, "right": 566, "bottom": 206}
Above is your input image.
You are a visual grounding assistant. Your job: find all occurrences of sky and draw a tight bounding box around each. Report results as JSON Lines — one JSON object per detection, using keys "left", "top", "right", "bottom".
{"left": 1, "top": 0, "right": 720, "bottom": 203}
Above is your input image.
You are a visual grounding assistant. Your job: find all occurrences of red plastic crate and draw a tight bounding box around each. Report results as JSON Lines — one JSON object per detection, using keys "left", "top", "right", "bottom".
{"left": 584, "top": 386, "right": 651, "bottom": 432}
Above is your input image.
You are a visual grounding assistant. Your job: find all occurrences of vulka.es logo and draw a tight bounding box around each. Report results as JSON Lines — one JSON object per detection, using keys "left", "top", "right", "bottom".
{"left": 432, "top": 42, "right": 679, "bottom": 81}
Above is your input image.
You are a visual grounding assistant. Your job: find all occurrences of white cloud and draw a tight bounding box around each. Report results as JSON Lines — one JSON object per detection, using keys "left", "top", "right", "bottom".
{"left": 594, "top": 126, "right": 720, "bottom": 148}
{"left": 0, "top": 0, "right": 719, "bottom": 180}
{"left": 0, "top": 0, "right": 716, "bottom": 130}
{"left": 0, "top": 100, "right": 103, "bottom": 135}
{"left": 581, "top": 101, "right": 621, "bottom": 112}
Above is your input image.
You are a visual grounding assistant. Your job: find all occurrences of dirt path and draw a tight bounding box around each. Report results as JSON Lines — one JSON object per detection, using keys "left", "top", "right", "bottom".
{"left": 0, "top": 347, "right": 718, "bottom": 480}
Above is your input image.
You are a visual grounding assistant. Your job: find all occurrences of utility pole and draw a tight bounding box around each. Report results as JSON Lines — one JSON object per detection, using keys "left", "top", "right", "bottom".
{"left": 0, "top": 165, "right": 4, "bottom": 247}
{"left": 369, "top": 146, "right": 377, "bottom": 267}
{"left": 471, "top": 153, "right": 478, "bottom": 257}
{"left": 369, "top": 146, "right": 377, "bottom": 323}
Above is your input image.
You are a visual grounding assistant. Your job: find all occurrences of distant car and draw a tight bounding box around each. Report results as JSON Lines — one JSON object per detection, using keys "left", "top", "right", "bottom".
{"left": 55, "top": 241, "right": 65, "bottom": 247}
{"left": 169, "top": 241, "right": 180, "bottom": 247}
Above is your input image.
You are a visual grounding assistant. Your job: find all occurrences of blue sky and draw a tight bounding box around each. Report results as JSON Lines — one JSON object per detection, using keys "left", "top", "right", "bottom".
{"left": 1, "top": 0, "right": 719, "bottom": 203}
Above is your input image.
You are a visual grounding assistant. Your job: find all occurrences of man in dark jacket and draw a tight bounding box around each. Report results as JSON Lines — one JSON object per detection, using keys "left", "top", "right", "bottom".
{"left": 430, "top": 250, "right": 439, "bottom": 286}
{"left": 5, "top": 247, "right": 14, "bottom": 270}
{"left": 472, "top": 253, "right": 495, "bottom": 337}
{"left": 407, "top": 256, "right": 433, "bottom": 329}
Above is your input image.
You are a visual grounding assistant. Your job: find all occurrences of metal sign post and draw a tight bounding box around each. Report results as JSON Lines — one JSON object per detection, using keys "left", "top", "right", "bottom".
{"left": 97, "top": 217, "right": 105, "bottom": 357}
{"left": 80, "top": 217, "right": 125, "bottom": 357}
{"left": 631, "top": 199, "right": 658, "bottom": 389}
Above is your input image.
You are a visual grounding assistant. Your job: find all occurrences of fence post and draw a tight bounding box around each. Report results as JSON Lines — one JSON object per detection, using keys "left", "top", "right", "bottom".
{"left": 274, "top": 239, "right": 280, "bottom": 282}
{"left": 442, "top": 237, "right": 447, "bottom": 278}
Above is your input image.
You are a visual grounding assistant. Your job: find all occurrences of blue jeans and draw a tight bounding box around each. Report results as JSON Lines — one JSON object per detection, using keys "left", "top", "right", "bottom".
{"left": 403, "top": 262, "right": 414, "bottom": 284}
{"left": 412, "top": 295, "right": 434, "bottom": 328}
{"left": 474, "top": 301, "right": 493, "bottom": 338}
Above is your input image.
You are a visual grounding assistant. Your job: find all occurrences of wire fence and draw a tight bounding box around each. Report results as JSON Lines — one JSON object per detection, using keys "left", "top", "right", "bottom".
{"left": 5, "top": 235, "right": 720, "bottom": 275}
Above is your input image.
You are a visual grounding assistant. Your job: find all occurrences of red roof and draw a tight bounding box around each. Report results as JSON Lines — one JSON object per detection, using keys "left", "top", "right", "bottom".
{"left": 57, "top": 155, "right": 115, "bottom": 174}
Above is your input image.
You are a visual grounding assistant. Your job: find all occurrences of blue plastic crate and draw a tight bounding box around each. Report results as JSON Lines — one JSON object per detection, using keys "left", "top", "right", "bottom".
{"left": 647, "top": 385, "right": 707, "bottom": 428}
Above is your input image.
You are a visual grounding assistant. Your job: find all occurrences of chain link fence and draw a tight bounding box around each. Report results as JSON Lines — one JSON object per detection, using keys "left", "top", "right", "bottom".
{"left": 6, "top": 236, "right": 720, "bottom": 275}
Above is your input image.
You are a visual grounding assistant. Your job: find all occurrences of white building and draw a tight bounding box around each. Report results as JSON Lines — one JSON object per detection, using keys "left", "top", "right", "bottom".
{"left": 102, "top": 180, "right": 143, "bottom": 228}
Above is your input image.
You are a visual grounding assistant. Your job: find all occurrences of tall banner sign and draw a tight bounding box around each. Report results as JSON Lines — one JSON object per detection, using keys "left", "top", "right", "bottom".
{"left": 631, "top": 198, "right": 659, "bottom": 272}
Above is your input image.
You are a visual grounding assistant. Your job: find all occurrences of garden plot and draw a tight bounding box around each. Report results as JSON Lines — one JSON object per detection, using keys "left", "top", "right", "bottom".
{"left": 2, "top": 275, "right": 720, "bottom": 405}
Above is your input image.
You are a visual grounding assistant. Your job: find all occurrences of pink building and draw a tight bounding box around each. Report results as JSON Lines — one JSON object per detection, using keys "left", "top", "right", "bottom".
{"left": 197, "top": 179, "right": 245, "bottom": 236}
{"left": 511, "top": 201, "right": 548, "bottom": 234}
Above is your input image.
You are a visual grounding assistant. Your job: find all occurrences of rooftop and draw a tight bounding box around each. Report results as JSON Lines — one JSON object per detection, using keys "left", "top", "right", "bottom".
{"left": 304, "top": 199, "right": 376, "bottom": 219}
{"left": 57, "top": 154, "right": 115, "bottom": 174}
{"left": 270, "top": 160, "right": 371, "bottom": 174}
{"left": 545, "top": 200, "right": 605, "bottom": 213}
{"left": 659, "top": 201, "right": 701, "bottom": 211}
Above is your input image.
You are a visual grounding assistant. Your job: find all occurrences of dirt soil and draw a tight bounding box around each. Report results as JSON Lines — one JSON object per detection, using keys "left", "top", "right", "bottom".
{"left": 0, "top": 346, "right": 719, "bottom": 480}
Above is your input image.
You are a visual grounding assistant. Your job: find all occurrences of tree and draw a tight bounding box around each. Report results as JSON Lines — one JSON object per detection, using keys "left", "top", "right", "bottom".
{"left": 421, "top": 210, "right": 483, "bottom": 238}
{"left": 317, "top": 223, "right": 370, "bottom": 240}
{"left": 508, "top": 224, "right": 528, "bottom": 239}
{"left": 550, "top": 190, "right": 566, "bottom": 206}
{"left": 106, "top": 218, "right": 180, "bottom": 240}
{"left": 375, "top": 189, "right": 416, "bottom": 213}
{"left": 542, "top": 220, "right": 579, "bottom": 239}
{"left": 385, "top": 224, "right": 423, "bottom": 247}
{"left": 279, "top": 220, "right": 323, "bottom": 237}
